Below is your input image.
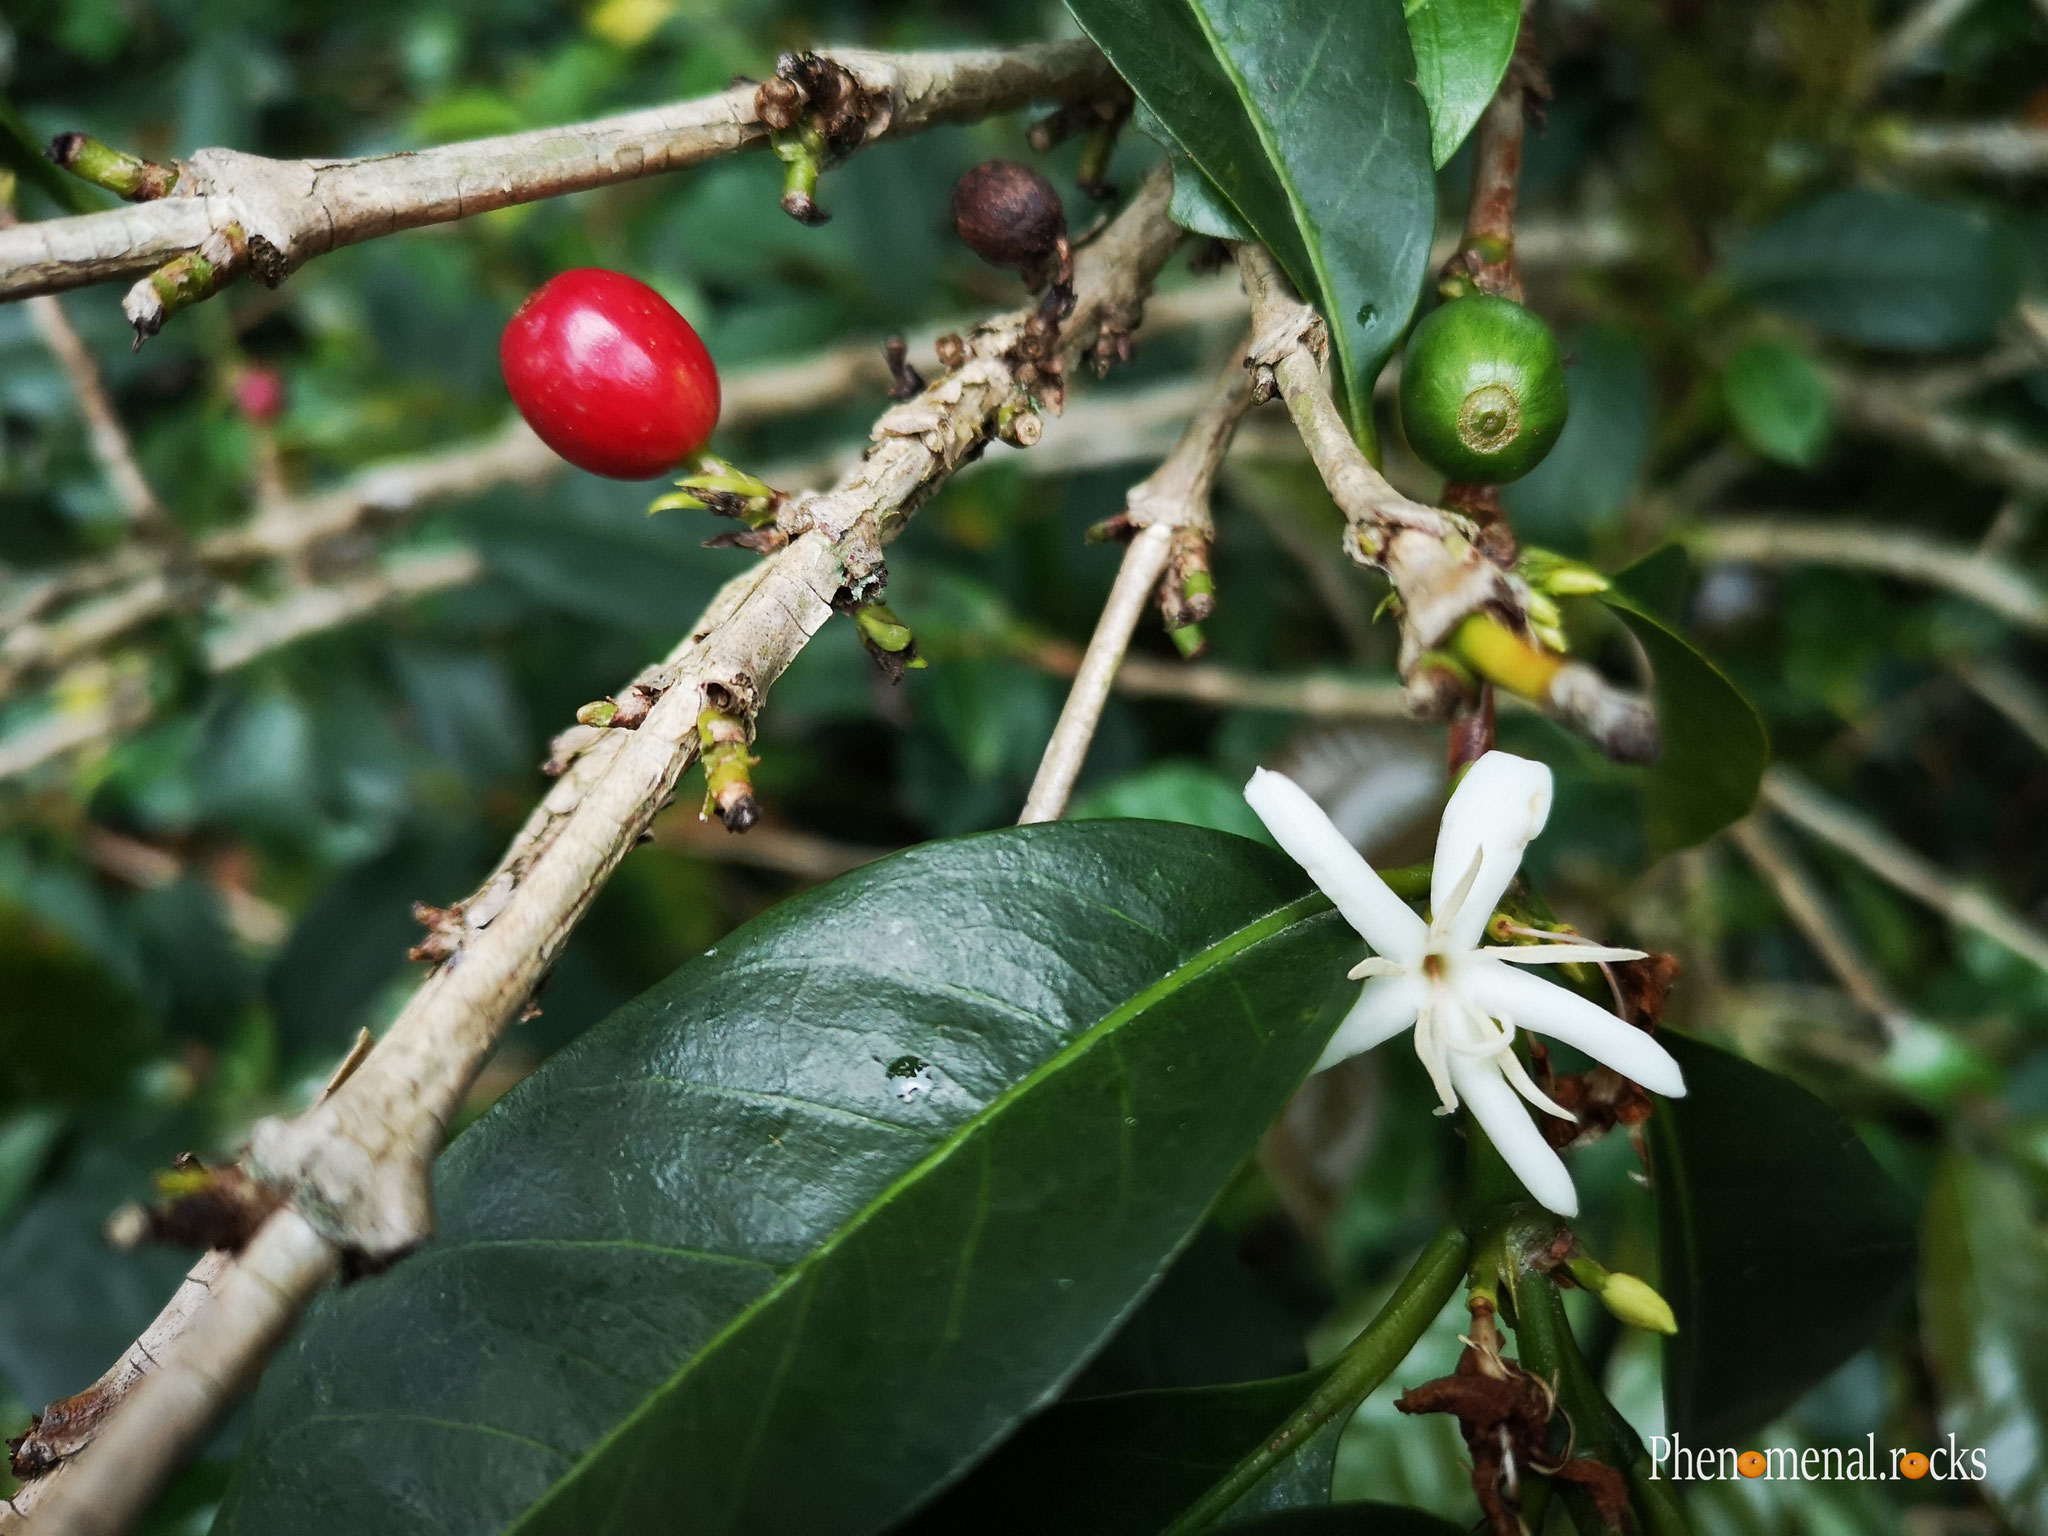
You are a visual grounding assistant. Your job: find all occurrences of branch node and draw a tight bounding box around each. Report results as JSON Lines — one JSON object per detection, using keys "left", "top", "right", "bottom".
{"left": 852, "top": 599, "right": 927, "bottom": 682}
{"left": 107, "top": 1155, "right": 284, "bottom": 1255}
{"left": 697, "top": 701, "right": 761, "bottom": 831}
{"left": 47, "top": 132, "right": 179, "bottom": 202}
{"left": 883, "top": 334, "right": 926, "bottom": 400}
{"left": 122, "top": 223, "right": 248, "bottom": 348}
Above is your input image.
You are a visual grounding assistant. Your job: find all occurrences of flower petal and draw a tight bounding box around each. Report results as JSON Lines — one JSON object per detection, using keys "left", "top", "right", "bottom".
{"left": 1495, "top": 1045, "right": 1578, "bottom": 1122}
{"left": 1482, "top": 943, "right": 1649, "bottom": 965}
{"left": 1449, "top": 1050, "right": 1579, "bottom": 1217}
{"left": 1315, "top": 973, "right": 1425, "bottom": 1072}
{"left": 1457, "top": 957, "right": 1687, "bottom": 1097}
{"left": 1432, "top": 751, "right": 1554, "bottom": 952}
{"left": 1245, "top": 768, "right": 1428, "bottom": 962}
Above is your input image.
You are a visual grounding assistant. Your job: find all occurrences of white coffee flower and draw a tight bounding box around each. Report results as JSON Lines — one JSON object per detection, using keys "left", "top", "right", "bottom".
{"left": 1244, "top": 750, "right": 1686, "bottom": 1217}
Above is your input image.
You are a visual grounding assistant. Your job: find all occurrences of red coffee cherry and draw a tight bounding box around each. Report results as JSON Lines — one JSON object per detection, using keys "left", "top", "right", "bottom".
{"left": 232, "top": 366, "right": 287, "bottom": 425}
{"left": 500, "top": 269, "right": 720, "bottom": 480}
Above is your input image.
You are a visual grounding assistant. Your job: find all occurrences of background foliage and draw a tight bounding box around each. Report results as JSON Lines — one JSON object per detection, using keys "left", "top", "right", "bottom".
{"left": 1, "top": 0, "right": 2046, "bottom": 1531}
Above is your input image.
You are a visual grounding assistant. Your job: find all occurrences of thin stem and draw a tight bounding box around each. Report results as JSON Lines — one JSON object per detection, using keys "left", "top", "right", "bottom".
{"left": 1020, "top": 346, "right": 1254, "bottom": 823}
{"left": 1953, "top": 653, "right": 2048, "bottom": 758}
{"left": 1163, "top": 1221, "right": 1471, "bottom": 1534}
{"left": 1019, "top": 522, "right": 1175, "bottom": 823}
{"left": 1761, "top": 765, "right": 2048, "bottom": 976}
{"left": 1728, "top": 815, "right": 1907, "bottom": 1040}
{"left": 1687, "top": 518, "right": 2048, "bottom": 634}
{"left": 0, "top": 198, "right": 164, "bottom": 527}
{"left": 1861, "top": 0, "right": 1979, "bottom": 97}
{"left": 1444, "top": 1, "right": 1539, "bottom": 301}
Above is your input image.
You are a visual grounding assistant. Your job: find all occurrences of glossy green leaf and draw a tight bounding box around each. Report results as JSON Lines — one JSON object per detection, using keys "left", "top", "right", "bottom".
{"left": 1727, "top": 188, "right": 2021, "bottom": 352}
{"left": 1073, "top": 762, "right": 1274, "bottom": 844}
{"left": 219, "top": 821, "right": 1356, "bottom": 1536}
{"left": 1922, "top": 1151, "right": 2048, "bottom": 1532}
{"left": 897, "top": 1371, "right": 1335, "bottom": 1535}
{"left": 1602, "top": 546, "right": 1769, "bottom": 856}
{"left": 1723, "top": 339, "right": 1832, "bottom": 468}
{"left": 1652, "top": 1034, "right": 1916, "bottom": 1446}
{"left": 1135, "top": 101, "right": 1255, "bottom": 242}
{"left": 1402, "top": 0, "right": 1520, "bottom": 166}
{"left": 1168, "top": 151, "right": 1254, "bottom": 242}
{"left": 1068, "top": 0, "right": 1436, "bottom": 440}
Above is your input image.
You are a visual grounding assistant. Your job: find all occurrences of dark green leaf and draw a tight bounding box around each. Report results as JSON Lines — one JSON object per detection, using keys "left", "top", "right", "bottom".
{"left": 1602, "top": 548, "right": 1769, "bottom": 855}
{"left": 1723, "top": 339, "right": 1832, "bottom": 468}
{"left": 1402, "top": 0, "right": 1521, "bottom": 166}
{"left": 0, "top": 1133, "right": 194, "bottom": 1407}
{"left": 1652, "top": 1034, "right": 1916, "bottom": 1445}
{"left": 1500, "top": 326, "right": 1654, "bottom": 554}
{"left": 220, "top": 821, "right": 1354, "bottom": 1536}
{"left": 898, "top": 1371, "right": 1331, "bottom": 1535}
{"left": 1922, "top": 1151, "right": 2048, "bottom": 1532}
{"left": 0, "top": 1108, "right": 66, "bottom": 1230}
{"left": 1067, "top": 0, "right": 1435, "bottom": 438}
{"left": 1135, "top": 101, "right": 1255, "bottom": 242}
{"left": 1727, "top": 189, "right": 2021, "bottom": 352}
{"left": 0, "top": 899, "right": 155, "bottom": 1111}
{"left": 1168, "top": 151, "right": 1254, "bottom": 242}
{"left": 1068, "top": 1221, "right": 1319, "bottom": 1396}
{"left": 1073, "top": 762, "right": 1275, "bottom": 843}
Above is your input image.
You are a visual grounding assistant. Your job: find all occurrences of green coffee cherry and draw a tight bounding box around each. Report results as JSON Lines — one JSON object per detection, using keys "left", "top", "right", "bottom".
{"left": 1398, "top": 294, "right": 1568, "bottom": 484}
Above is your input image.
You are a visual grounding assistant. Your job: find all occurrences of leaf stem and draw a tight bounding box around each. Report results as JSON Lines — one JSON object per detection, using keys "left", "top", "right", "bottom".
{"left": 1163, "top": 1220, "right": 1469, "bottom": 1533}
{"left": 1509, "top": 1239, "right": 1697, "bottom": 1536}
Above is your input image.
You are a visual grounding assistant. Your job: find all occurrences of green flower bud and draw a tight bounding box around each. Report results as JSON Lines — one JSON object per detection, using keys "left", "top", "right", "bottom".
{"left": 1568, "top": 1256, "right": 1678, "bottom": 1335}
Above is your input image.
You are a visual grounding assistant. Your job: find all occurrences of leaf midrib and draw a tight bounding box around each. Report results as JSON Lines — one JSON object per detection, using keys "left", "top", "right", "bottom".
{"left": 502, "top": 888, "right": 1330, "bottom": 1535}
{"left": 1177, "top": 0, "right": 1357, "bottom": 417}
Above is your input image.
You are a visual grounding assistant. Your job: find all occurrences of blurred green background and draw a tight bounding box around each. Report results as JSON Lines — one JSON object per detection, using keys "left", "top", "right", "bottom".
{"left": 2, "top": 0, "right": 2046, "bottom": 1530}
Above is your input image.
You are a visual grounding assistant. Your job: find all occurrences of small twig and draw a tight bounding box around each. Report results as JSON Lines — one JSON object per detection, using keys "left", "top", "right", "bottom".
{"left": 0, "top": 197, "right": 164, "bottom": 526}
{"left": 1952, "top": 654, "right": 2048, "bottom": 758}
{"left": 1826, "top": 367, "right": 2048, "bottom": 498}
{"left": 1030, "top": 648, "right": 1412, "bottom": 720}
{"left": 1019, "top": 526, "right": 1175, "bottom": 824}
{"left": 0, "top": 1252, "right": 230, "bottom": 1488}
{"left": 1861, "top": 0, "right": 1979, "bottom": 94}
{"left": 1881, "top": 121, "right": 2048, "bottom": 176}
{"left": 25, "top": 299, "right": 165, "bottom": 524}
{"left": 653, "top": 809, "right": 891, "bottom": 880}
{"left": 3, "top": 1212, "right": 338, "bottom": 1536}
{"left": 1975, "top": 495, "right": 2038, "bottom": 560}
{"left": 1235, "top": 243, "right": 1656, "bottom": 761}
{"left": 1728, "top": 815, "right": 1908, "bottom": 1040}
{"left": 1761, "top": 765, "right": 2048, "bottom": 977}
{"left": 0, "top": 43, "right": 1116, "bottom": 311}
{"left": 1020, "top": 346, "right": 1254, "bottom": 822}
{"left": 84, "top": 827, "right": 289, "bottom": 948}
{"left": 1686, "top": 517, "right": 2048, "bottom": 635}
{"left": 200, "top": 546, "right": 483, "bottom": 672}
{"left": 1439, "top": 2, "right": 1545, "bottom": 302}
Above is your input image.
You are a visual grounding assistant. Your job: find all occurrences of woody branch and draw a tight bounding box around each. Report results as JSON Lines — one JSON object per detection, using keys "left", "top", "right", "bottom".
{"left": 4, "top": 166, "right": 1181, "bottom": 1536}
{"left": 0, "top": 42, "right": 1118, "bottom": 333}
{"left": 1234, "top": 243, "right": 1657, "bottom": 764}
{"left": 1019, "top": 341, "right": 1254, "bottom": 822}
